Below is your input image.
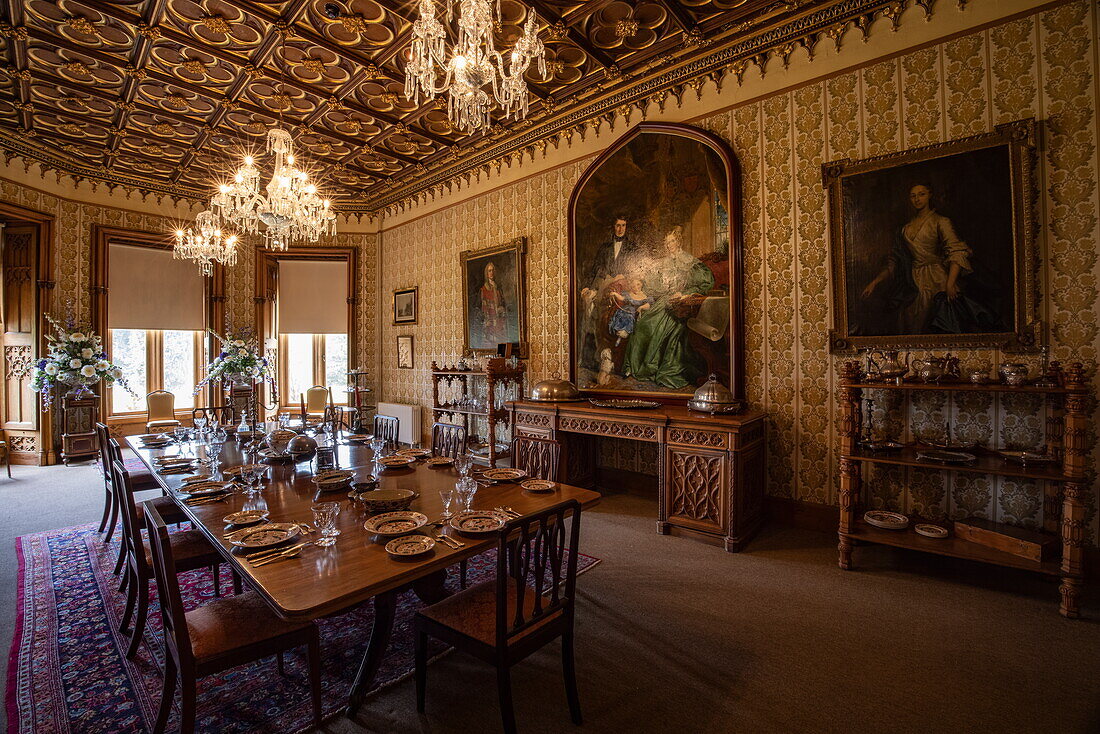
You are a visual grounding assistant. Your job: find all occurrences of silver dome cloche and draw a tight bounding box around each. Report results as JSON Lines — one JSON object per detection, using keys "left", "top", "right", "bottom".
{"left": 529, "top": 372, "right": 583, "bottom": 402}
{"left": 687, "top": 374, "right": 745, "bottom": 414}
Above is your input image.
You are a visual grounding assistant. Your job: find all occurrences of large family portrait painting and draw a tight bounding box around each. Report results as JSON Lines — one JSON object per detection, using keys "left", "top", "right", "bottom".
{"left": 826, "top": 119, "right": 1039, "bottom": 351}
{"left": 460, "top": 238, "right": 527, "bottom": 353}
{"left": 569, "top": 124, "right": 743, "bottom": 398}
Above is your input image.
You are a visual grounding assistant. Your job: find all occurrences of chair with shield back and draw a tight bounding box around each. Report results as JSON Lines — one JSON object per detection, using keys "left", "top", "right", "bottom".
{"left": 146, "top": 390, "right": 181, "bottom": 433}
{"left": 511, "top": 435, "right": 561, "bottom": 482}
{"left": 373, "top": 413, "right": 400, "bottom": 447}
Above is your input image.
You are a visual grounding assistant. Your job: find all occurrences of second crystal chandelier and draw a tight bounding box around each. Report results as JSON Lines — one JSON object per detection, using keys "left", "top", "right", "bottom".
{"left": 405, "top": 0, "right": 547, "bottom": 133}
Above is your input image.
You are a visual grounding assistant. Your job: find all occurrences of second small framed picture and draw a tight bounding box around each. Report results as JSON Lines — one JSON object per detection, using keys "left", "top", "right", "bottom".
{"left": 397, "top": 335, "right": 414, "bottom": 369}
{"left": 393, "top": 287, "right": 418, "bottom": 325}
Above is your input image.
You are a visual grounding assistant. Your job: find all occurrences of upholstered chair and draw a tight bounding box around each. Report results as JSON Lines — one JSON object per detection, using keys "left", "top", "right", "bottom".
{"left": 146, "top": 390, "right": 181, "bottom": 432}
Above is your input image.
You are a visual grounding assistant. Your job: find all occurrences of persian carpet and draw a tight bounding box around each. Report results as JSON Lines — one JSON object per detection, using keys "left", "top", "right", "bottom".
{"left": 6, "top": 524, "right": 600, "bottom": 733}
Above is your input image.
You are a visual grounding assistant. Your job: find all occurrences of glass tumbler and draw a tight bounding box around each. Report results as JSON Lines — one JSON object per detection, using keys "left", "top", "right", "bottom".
{"left": 311, "top": 502, "right": 341, "bottom": 546}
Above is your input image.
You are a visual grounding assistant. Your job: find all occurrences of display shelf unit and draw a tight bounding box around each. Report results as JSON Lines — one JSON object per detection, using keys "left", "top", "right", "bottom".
{"left": 430, "top": 358, "right": 525, "bottom": 468}
{"left": 836, "top": 360, "right": 1092, "bottom": 618}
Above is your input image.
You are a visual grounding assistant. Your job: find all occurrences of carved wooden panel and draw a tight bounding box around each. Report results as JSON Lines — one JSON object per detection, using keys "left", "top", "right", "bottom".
{"left": 558, "top": 417, "right": 658, "bottom": 442}
{"left": 667, "top": 427, "right": 727, "bottom": 449}
{"left": 665, "top": 445, "right": 726, "bottom": 534}
{"left": 515, "top": 412, "right": 553, "bottom": 428}
{"left": 3, "top": 229, "right": 34, "bottom": 333}
{"left": 3, "top": 224, "right": 37, "bottom": 430}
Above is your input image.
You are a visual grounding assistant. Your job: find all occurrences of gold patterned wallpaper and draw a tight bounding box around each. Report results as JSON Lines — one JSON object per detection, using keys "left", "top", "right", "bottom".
{"left": 378, "top": 1, "right": 1100, "bottom": 542}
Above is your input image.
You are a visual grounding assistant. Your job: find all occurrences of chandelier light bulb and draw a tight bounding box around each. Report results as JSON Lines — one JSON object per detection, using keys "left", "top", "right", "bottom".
{"left": 287, "top": 154, "right": 295, "bottom": 164}
{"left": 244, "top": 155, "right": 254, "bottom": 165}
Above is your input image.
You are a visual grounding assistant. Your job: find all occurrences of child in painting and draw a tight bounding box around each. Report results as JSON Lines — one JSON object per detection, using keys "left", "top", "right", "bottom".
{"left": 609, "top": 278, "right": 652, "bottom": 346}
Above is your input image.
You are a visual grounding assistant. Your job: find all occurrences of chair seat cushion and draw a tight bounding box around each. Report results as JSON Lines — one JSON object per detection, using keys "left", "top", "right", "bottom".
{"left": 136, "top": 496, "right": 185, "bottom": 525}
{"left": 416, "top": 579, "right": 560, "bottom": 646}
{"left": 186, "top": 591, "right": 312, "bottom": 662}
{"left": 142, "top": 528, "right": 219, "bottom": 571}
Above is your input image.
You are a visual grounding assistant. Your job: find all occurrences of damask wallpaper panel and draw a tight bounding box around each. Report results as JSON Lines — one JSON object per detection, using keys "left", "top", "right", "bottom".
{"left": 378, "top": 1, "right": 1100, "bottom": 544}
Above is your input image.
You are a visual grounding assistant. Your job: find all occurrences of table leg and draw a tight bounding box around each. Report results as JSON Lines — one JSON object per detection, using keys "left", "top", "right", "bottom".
{"left": 346, "top": 591, "right": 397, "bottom": 717}
{"left": 412, "top": 569, "right": 450, "bottom": 604}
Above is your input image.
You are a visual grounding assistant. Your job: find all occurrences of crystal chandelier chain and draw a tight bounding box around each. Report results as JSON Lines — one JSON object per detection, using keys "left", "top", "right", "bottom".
{"left": 405, "top": 0, "right": 547, "bottom": 133}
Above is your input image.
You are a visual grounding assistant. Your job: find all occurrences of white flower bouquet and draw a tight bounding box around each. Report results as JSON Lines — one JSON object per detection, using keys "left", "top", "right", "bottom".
{"left": 31, "top": 314, "right": 134, "bottom": 409}
{"left": 196, "top": 329, "right": 277, "bottom": 398}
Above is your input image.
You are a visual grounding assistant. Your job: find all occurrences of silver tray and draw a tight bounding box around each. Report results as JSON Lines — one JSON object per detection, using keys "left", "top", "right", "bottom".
{"left": 588, "top": 399, "right": 661, "bottom": 409}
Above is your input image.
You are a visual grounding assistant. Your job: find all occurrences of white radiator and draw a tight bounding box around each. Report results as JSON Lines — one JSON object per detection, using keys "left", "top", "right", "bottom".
{"left": 375, "top": 402, "right": 421, "bottom": 445}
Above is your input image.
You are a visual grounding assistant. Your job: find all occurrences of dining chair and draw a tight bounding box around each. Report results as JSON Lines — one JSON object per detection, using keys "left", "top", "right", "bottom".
{"left": 145, "top": 503, "right": 323, "bottom": 734}
{"left": 431, "top": 422, "right": 468, "bottom": 460}
{"left": 373, "top": 413, "right": 400, "bottom": 446}
{"left": 414, "top": 499, "right": 583, "bottom": 734}
{"left": 0, "top": 428, "right": 10, "bottom": 478}
{"left": 511, "top": 435, "right": 561, "bottom": 482}
{"left": 300, "top": 385, "right": 332, "bottom": 426}
{"left": 191, "top": 405, "right": 235, "bottom": 428}
{"left": 98, "top": 428, "right": 181, "bottom": 556}
{"left": 110, "top": 458, "right": 234, "bottom": 660}
{"left": 147, "top": 390, "right": 182, "bottom": 432}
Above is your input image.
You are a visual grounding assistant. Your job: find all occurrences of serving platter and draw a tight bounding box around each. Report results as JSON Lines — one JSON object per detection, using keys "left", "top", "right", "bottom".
{"left": 998, "top": 450, "right": 1057, "bottom": 465}
{"left": 863, "top": 510, "right": 909, "bottom": 530}
{"left": 228, "top": 522, "right": 302, "bottom": 549}
{"left": 914, "top": 523, "right": 949, "bottom": 539}
{"left": 384, "top": 534, "right": 436, "bottom": 557}
{"left": 449, "top": 510, "right": 508, "bottom": 534}
{"left": 363, "top": 511, "right": 428, "bottom": 537}
{"left": 916, "top": 449, "right": 976, "bottom": 464}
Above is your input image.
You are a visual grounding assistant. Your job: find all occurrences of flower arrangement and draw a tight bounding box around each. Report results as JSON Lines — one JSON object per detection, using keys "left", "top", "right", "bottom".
{"left": 196, "top": 329, "right": 277, "bottom": 397}
{"left": 31, "top": 314, "right": 133, "bottom": 409}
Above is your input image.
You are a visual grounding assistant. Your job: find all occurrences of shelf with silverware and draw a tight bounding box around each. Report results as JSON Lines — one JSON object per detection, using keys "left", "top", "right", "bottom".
{"left": 836, "top": 357, "right": 1093, "bottom": 618}
{"left": 431, "top": 357, "right": 525, "bottom": 468}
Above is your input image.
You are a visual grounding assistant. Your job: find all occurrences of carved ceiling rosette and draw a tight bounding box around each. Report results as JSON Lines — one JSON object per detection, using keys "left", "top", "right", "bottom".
{"left": 138, "top": 82, "right": 218, "bottom": 117}
{"left": 589, "top": 2, "right": 667, "bottom": 52}
{"left": 537, "top": 44, "right": 586, "bottom": 85}
{"left": 29, "top": 47, "right": 124, "bottom": 88}
{"left": 278, "top": 42, "right": 349, "bottom": 87}
{"left": 25, "top": 1, "right": 136, "bottom": 51}
{"left": 34, "top": 86, "right": 113, "bottom": 117}
{"left": 307, "top": 0, "right": 397, "bottom": 48}
{"left": 165, "top": 0, "right": 265, "bottom": 49}
{"left": 149, "top": 45, "right": 234, "bottom": 87}
{"left": 356, "top": 79, "right": 416, "bottom": 115}
{"left": 243, "top": 78, "right": 316, "bottom": 117}
{"left": 323, "top": 112, "right": 381, "bottom": 139}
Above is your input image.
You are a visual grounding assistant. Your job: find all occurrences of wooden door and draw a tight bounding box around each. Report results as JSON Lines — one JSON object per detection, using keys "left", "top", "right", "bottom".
{"left": 2, "top": 224, "right": 38, "bottom": 433}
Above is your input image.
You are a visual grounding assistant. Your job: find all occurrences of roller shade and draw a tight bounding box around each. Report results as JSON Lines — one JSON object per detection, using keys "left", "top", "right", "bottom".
{"left": 277, "top": 260, "right": 348, "bottom": 334}
{"left": 107, "top": 244, "right": 205, "bottom": 330}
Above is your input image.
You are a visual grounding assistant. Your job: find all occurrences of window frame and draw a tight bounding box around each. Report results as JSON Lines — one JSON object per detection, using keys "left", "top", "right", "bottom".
{"left": 277, "top": 332, "right": 348, "bottom": 409}
{"left": 106, "top": 329, "right": 207, "bottom": 417}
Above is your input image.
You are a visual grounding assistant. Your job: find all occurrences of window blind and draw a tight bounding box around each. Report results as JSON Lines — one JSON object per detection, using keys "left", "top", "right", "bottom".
{"left": 107, "top": 244, "right": 205, "bottom": 330}
{"left": 277, "top": 259, "right": 348, "bottom": 333}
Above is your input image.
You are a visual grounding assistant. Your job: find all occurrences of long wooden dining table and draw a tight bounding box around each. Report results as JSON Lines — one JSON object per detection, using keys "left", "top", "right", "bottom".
{"left": 126, "top": 433, "right": 601, "bottom": 716}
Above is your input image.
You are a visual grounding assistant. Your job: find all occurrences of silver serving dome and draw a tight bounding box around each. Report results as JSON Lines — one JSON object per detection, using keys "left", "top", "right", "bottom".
{"left": 687, "top": 374, "right": 745, "bottom": 414}
{"left": 286, "top": 434, "right": 318, "bottom": 462}
{"left": 529, "top": 372, "right": 583, "bottom": 402}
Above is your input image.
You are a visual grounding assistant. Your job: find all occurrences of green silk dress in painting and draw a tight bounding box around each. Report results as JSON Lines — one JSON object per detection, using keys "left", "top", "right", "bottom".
{"left": 622, "top": 249, "right": 714, "bottom": 389}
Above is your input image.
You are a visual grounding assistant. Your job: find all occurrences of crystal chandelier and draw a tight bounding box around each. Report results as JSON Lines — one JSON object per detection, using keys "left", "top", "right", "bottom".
{"left": 208, "top": 128, "right": 337, "bottom": 251}
{"left": 173, "top": 210, "right": 238, "bottom": 276}
{"left": 404, "top": 0, "right": 547, "bottom": 133}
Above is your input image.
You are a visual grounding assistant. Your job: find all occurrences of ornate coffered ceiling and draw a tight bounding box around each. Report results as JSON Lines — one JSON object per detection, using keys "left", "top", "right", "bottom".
{"left": 0, "top": 0, "right": 931, "bottom": 215}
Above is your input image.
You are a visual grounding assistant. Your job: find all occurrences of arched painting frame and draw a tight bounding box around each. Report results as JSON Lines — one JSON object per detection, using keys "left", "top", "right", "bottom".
{"left": 568, "top": 123, "right": 744, "bottom": 402}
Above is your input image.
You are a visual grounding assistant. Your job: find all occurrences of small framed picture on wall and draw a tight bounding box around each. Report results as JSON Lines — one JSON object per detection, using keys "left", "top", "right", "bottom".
{"left": 397, "top": 335, "right": 414, "bottom": 369}
{"left": 393, "top": 287, "right": 418, "bottom": 325}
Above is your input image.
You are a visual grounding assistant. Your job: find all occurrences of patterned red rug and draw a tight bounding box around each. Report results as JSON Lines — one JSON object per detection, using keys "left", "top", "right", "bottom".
{"left": 6, "top": 525, "right": 600, "bottom": 733}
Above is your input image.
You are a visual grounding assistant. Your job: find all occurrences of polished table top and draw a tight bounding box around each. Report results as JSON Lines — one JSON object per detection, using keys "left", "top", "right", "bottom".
{"left": 127, "top": 434, "right": 601, "bottom": 621}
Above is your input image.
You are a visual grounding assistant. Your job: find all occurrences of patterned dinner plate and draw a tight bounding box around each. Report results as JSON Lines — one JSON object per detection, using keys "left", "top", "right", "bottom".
{"left": 222, "top": 510, "right": 269, "bottom": 526}
{"left": 914, "top": 523, "right": 949, "bottom": 539}
{"left": 480, "top": 468, "right": 527, "bottom": 482}
{"left": 378, "top": 456, "right": 415, "bottom": 468}
{"left": 520, "top": 479, "right": 556, "bottom": 492}
{"left": 863, "top": 510, "right": 909, "bottom": 531}
{"left": 449, "top": 510, "right": 508, "bottom": 535}
{"left": 228, "top": 522, "right": 302, "bottom": 549}
{"left": 363, "top": 511, "right": 428, "bottom": 537}
{"left": 345, "top": 435, "right": 372, "bottom": 443}
{"left": 180, "top": 473, "right": 213, "bottom": 484}
{"left": 396, "top": 448, "right": 431, "bottom": 459}
{"left": 154, "top": 456, "right": 193, "bottom": 465}
{"left": 181, "top": 481, "right": 230, "bottom": 497}
{"left": 425, "top": 456, "right": 454, "bottom": 467}
{"left": 384, "top": 534, "right": 436, "bottom": 557}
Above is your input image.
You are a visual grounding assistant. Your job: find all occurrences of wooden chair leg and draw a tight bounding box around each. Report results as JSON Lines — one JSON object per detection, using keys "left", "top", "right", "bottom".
{"left": 119, "top": 569, "right": 137, "bottom": 633}
{"left": 562, "top": 628, "right": 582, "bottom": 725}
{"left": 276, "top": 651, "right": 285, "bottom": 676}
{"left": 104, "top": 498, "right": 119, "bottom": 544}
{"left": 5, "top": 447, "right": 10, "bottom": 477}
{"left": 496, "top": 665, "right": 517, "bottom": 734}
{"left": 231, "top": 568, "right": 243, "bottom": 595}
{"left": 211, "top": 565, "right": 221, "bottom": 597}
{"left": 154, "top": 655, "right": 178, "bottom": 734}
{"left": 415, "top": 630, "right": 428, "bottom": 712}
{"left": 307, "top": 635, "right": 323, "bottom": 728}
{"left": 179, "top": 677, "right": 197, "bottom": 734}
{"left": 126, "top": 580, "right": 149, "bottom": 659}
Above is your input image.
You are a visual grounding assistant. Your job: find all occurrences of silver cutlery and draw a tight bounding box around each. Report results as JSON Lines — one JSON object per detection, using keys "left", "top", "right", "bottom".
{"left": 245, "top": 541, "right": 309, "bottom": 561}
{"left": 252, "top": 546, "right": 308, "bottom": 566}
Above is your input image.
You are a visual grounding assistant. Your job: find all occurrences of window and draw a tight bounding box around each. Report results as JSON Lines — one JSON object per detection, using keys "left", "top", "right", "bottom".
{"left": 279, "top": 333, "right": 347, "bottom": 406}
{"left": 108, "top": 330, "right": 206, "bottom": 415}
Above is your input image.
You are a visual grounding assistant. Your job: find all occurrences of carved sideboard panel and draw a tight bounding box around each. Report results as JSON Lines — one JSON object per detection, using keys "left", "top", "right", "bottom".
{"left": 666, "top": 446, "right": 726, "bottom": 534}
{"left": 667, "top": 427, "right": 727, "bottom": 449}
{"left": 557, "top": 417, "right": 659, "bottom": 442}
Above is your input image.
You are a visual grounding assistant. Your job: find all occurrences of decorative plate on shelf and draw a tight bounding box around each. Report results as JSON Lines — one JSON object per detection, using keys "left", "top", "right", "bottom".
{"left": 396, "top": 448, "right": 432, "bottom": 459}
{"left": 384, "top": 534, "right": 436, "bottom": 557}
{"left": 916, "top": 450, "right": 977, "bottom": 464}
{"left": 449, "top": 510, "right": 508, "bottom": 534}
{"left": 228, "top": 523, "right": 302, "bottom": 549}
{"left": 998, "top": 450, "right": 1056, "bottom": 465}
{"left": 363, "top": 511, "right": 428, "bottom": 536}
{"left": 863, "top": 510, "right": 909, "bottom": 530}
{"left": 426, "top": 456, "right": 454, "bottom": 467}
{"left": 520, "top": 479, "right": 556, "bottom": 492}
{"left": 378, "top": 456, "right": 416, "bottom": 469}
{"left": 222, "top": 510, "right": 268, "bottom": 526}
{"left": 914, "top": 523, "right": 949, "bottom": 539}
{"left": 588, "top": 399, "right": 661, "bottom": 409}
{"left": 480, "top": 468, "right": 527, "bottom": 482}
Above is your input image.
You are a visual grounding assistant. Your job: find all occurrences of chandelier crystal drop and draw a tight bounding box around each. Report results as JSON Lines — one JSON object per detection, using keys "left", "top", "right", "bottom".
{"left": 209, "top": 128, "right": 337, "bottom": 252}
{"left": 173, "top": 210, "right": 239, "bottom": 277}
{"left": 405, "top": 0, "right": 547, "bottom": 133}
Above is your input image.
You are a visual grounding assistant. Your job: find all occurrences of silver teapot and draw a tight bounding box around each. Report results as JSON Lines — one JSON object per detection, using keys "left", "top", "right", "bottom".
{"left": 869, "top": 350, "right": 909, "bottom": 384}
{"left": 912, "top": 356, "right": 949, "bottom": 383}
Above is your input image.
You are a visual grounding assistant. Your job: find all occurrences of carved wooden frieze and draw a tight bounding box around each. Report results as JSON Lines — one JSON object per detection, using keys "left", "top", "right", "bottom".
{"left": 516, "top": 412, "right": 552, "bottom": 428}
{"left": 667, "top": 428, "right": 726, "bottom": 449}
{"left": 558, "top": 417, "right": 658, "bottom": 442}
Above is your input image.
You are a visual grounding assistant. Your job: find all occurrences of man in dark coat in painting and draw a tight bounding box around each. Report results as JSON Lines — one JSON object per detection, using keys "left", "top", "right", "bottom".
{"left": 580, "top": 214, "right": 641, "bottom": 370}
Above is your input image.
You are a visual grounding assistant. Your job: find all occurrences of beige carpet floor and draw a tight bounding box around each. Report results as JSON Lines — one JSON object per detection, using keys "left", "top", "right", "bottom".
{"left": 3, "top": 460, "right": 1098, "bottom": 733}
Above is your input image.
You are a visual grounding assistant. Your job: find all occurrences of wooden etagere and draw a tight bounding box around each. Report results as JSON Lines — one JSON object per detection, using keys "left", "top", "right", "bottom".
{"left": 836, "top": 360, "right": 1092, "bottom": 618}
{"left": 430, "top": 358, "right": 525, "bottom": 468}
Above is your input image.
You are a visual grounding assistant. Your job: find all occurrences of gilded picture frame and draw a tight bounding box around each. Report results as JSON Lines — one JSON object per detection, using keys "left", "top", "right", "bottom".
{"left": 460, "top": 238, "right": 527, "bottom": 354}
{"left": 393, "top": 286, "right": 418, "bottom": 325}
{"left": 824, "top": 118, "right": 1039, "bottom": 353}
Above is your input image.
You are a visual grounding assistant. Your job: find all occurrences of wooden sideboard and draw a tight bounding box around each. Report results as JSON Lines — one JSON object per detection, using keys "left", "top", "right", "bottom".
{"left": 509, "top": 400, "right": 767, "bottom": 551}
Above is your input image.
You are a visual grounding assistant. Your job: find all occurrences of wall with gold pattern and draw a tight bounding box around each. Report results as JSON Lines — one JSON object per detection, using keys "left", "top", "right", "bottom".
{"left": 379, "top": 1, "right": 1100, "bottom": 542}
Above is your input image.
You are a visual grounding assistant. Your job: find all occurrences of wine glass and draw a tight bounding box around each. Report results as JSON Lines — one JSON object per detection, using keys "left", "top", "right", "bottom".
{"left": 454, "top": 453, "right": 473, "bottom": 479}
{"left": 438, "top": 486, "right": 456, "bottom": 520}
{"left": 193, "top": 414, "right": 208, "bottom": 437}
{"left": 456, "top": 478, "right": 477, "bottom": 510}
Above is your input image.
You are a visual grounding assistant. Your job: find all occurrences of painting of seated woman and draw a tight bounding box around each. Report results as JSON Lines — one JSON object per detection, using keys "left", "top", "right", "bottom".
{"left": 569, "top": 124, "right": 744, "bottom": 400}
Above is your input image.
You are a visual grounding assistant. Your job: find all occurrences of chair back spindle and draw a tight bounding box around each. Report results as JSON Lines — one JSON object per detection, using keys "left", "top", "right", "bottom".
{"left": 109, "top": 454, "right": 147, "bottom": 577}
{"left": 511, "top": 435, "right": 561, "bottom": 481}
{"left": 373, "top": 414, "right": 400, "bottom": 446}
{"left": 431, "top": 422, "right": 468, "bottom": 459}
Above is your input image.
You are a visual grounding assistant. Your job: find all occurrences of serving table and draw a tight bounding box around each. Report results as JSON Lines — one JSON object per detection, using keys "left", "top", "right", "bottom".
{"left": 126, "top": 434, "right": 601, "bottom": 715}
